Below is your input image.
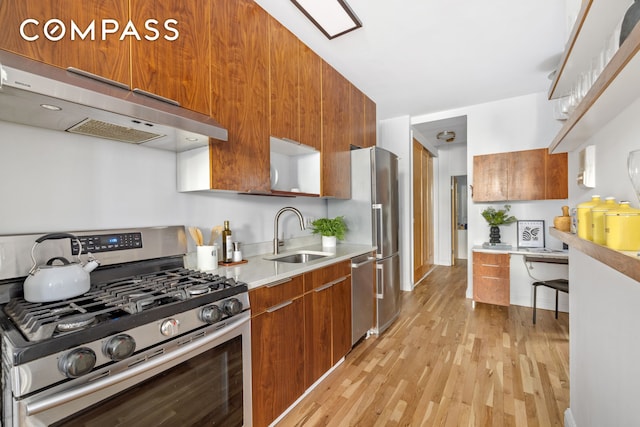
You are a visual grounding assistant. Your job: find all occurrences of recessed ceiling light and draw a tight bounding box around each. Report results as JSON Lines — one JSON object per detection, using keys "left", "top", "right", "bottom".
{"left": 436, "top": 131, "right": 456, "bottom": 143}
{"left": 291, "top": 0, "right": 362, "bottom": 39}
{"left": 40, "top": 104, "right": 62, "bottom": 111}
{"left": 185, "top": 137, "right": 199, "bottom": 142}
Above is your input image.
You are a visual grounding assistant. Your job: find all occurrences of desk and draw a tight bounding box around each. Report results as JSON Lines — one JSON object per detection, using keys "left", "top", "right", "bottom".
{"left": 472, "top": 247, "right": 569, "bottom": 309}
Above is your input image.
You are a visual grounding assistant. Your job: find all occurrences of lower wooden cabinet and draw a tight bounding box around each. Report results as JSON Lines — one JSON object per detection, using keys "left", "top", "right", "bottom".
{"left": 249, "top": 261, "right": 352, "bottom": 426}
{"left": 473, "top": 251, "right": 510, "bottom": 306}
{"left": 303, "top": 261, "right": 352, "bottom": 388}
{"left": 250, "top": 276, "right": 305, "bottom": 427}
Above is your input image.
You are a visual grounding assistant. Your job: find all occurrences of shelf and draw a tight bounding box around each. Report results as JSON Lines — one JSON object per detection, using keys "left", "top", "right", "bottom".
{"left": 548, "top": 0, "right": 632, "bottom": 100}
{"left": 549, "top": 227, "right": 640, "bottom": 282}
{"left": 549, "top": 20, "right": 640, "bottom": 153}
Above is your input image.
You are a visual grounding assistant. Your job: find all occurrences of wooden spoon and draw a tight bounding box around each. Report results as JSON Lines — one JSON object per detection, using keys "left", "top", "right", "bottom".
{"left": 195, "top": 228, "right": 204, "bottom": 246}
{"left": 188, "top": 227, "right": 201, "bottom": 246}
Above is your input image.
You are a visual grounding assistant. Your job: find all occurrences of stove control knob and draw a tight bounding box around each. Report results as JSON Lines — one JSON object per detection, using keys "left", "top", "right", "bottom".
{"left": 59, "top": 348, "right": 97, "bottom": 378}
{"left": 223, "top": 298, "right": 243, "bottom": 316}
{"left": 200, "top": 305, "right": 223, "bottom": 324}
{"left": 103, "top": 334, "right": 136, "bottom": 361}
{"left": 160, "top": 318, "right": 180, "bottom": 337}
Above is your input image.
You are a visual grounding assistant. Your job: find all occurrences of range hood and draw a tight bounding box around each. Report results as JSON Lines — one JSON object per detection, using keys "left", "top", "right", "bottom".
{"left": 0, "top": 50, "right": 227, "bottom": 151}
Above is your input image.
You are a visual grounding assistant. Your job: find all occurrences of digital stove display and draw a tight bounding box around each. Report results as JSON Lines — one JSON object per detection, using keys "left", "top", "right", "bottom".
{"left": 72, "top": 232, "right": 143, "bottom": 254}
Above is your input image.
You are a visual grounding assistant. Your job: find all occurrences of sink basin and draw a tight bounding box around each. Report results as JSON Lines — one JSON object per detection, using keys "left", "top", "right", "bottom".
{"left": 265, "top": 250, "right": 334, "bottom": 264}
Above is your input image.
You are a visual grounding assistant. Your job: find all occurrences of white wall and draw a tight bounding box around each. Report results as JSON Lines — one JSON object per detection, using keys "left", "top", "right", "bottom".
{"left": 565, "top": 97, "right": 640, "bottom": 427}
{"left": 378, "top": 116, "right": 412, "bottom": 291}
{"left": 0, "top": 122, "right": 327, "bottom": 250}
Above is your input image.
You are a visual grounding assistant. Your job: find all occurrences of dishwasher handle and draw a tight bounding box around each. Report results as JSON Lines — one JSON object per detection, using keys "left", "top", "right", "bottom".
{"left": 351, "top": 256, "right": 375, "bottom": 269}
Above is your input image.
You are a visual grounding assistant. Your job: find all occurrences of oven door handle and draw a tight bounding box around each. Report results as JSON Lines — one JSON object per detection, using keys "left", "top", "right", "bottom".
{"left": 25, "top": 313, "right": 250, "bottom": 416}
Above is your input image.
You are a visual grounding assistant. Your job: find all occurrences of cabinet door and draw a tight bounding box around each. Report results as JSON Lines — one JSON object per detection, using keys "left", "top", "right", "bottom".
{"left": 131, "top": 1, "right": 210, "bottom": 115}
{"left": 251, "top": 296, "right": 305, "bottom": 427}
{"left": 304, "top": 284, "right": 333, "bottom": 388}
{"left": 545, "top": 151, "right": 568, "bottom": 199}
{"left": 508, "top": 149, "right": 546, "bottom": 200}
{"left": 332, "top": 276, "right": 352, "bottom": 362}
{"left": 321, "top": 61, "right": 351, "bottom": 199}
{"left": 299, "top": 43, "right": 322, "bottom": 151}
{"left": 269, "top": 16, "right": 299, "bottom": 142}
{"left": 363, "top": 95, "right": 377, "bottom": 148}
{"left": 472, "top": 153, "right": 509, "bottom": 202}
{"left": 210, "top": 0, "right": 270, "bottom": 192}
{"left": 349, "top": 83, "right": 365, "bottom": 148}
{"left": 0, "top": 0, "right": 130, "bottom": 85}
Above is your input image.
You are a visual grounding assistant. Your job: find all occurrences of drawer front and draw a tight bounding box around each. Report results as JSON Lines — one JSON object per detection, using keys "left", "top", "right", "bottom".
{"left": 473, "top": 251, "right": 509, "bottom": 267}
{"left": 250, "top": 274, "right": 304, "bottom": 315}
{"left": 473, "top": 264, "right": 510, "bottom": 279}
{"left": 304, "top": 260, "right": 351, "bottom": 292}
{"left": 473, "top": 275, "right": 510, "bottom": 306}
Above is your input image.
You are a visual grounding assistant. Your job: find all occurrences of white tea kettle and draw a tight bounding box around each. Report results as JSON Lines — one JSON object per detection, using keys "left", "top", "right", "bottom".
{"left": 23, "top": 233, "right": 100, "bottom": 303}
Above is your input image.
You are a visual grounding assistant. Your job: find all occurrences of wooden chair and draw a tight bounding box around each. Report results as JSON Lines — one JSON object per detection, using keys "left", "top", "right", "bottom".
{"left": 523, "top": 255, "right": 569, "bottom": 324}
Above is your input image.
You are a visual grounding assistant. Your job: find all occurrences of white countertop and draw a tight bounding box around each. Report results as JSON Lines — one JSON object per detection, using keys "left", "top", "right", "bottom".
{"left": 208, "top": 243, "right": 376, "bottom": 290}
{"left": 472, "top": 245, "right": 569, "bottom": 259}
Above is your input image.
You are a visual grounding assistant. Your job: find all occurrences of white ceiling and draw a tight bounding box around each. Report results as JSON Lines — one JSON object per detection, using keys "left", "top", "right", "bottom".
{"left": 255, "top": 0, "right": 569, "bottom": 129}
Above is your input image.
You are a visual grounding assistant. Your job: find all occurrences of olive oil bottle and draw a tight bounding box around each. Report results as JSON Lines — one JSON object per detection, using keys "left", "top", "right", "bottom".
{"left": 222, "top": 221, "right": 232, "bottom": 263}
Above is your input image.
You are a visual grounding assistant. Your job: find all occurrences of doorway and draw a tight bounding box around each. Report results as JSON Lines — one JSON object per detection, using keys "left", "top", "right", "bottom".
{"left": 451, "top": 175, "right": 468, "bottom": 265}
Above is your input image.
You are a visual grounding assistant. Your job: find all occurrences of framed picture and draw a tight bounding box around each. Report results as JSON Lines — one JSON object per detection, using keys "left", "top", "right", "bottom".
{"left": 517, "top": 220, "right": 545, "bottom": 248}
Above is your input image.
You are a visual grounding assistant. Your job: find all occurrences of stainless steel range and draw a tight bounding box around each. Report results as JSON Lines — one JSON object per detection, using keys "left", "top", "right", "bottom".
{"left": 0, "top": 226, "right": 252, "bottom": 427}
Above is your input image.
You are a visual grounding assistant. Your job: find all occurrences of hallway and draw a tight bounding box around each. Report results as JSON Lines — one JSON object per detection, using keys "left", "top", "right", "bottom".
{"left": 277, "top": 260, "right": 569, "bottom": 426}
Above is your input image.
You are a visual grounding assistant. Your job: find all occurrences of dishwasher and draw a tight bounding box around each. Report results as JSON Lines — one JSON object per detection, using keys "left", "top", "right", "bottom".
{"left": 351, "top": 254, "right": 376, "bottom": 345}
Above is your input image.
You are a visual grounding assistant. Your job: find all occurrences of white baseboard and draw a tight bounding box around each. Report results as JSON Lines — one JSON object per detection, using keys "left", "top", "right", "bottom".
{"left": 564, "top": 408, "right": 577, "bottom": 427}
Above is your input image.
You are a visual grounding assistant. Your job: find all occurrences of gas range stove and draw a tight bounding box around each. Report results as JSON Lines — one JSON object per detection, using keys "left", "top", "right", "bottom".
{"left": 0, "top": 226, "right": 250, "bottom": 398}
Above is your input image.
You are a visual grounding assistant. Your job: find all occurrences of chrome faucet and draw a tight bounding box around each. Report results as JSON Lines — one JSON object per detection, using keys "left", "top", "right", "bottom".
{"left": 273, "top": 207, "right": 306, "bottom": 254}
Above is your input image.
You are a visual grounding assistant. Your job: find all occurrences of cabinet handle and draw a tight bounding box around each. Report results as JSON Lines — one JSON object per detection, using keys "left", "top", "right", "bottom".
{"left": 480, "top": 264, "right": 501, "bottom": 267}
{"left": 265, "top": 278, "right": 293, "bottom": 288}
{"left": 314, "top": 276, "right": 348, "bottom": 293}
{"left": 132, "top": 88, "right": 180, "bottom": 106}
{"left": 480, "top": 276, "right": 502, "bottom": 280}
{"left": 266, "top": 300, "right": 293, "bottom": 313}
{"left": 67, "top": 67, "right": 130, "bottom": 90}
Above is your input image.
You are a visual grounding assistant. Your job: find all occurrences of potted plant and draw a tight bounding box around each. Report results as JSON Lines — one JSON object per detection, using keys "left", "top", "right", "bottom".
{"left": 481, "top": 205, "right": 517, "bottom": 243}
{"left": 310, "top": 216, "right": 347, "bottom": 247}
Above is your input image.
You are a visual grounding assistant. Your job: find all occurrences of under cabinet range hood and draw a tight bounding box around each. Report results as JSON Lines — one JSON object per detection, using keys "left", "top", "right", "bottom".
{"left": 0, "top": 50, "right": 227, "bottom": 151}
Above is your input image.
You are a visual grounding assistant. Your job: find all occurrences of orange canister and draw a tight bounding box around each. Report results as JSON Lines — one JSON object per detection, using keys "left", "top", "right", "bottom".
{"left": 591, "top": 197, "right": 618, "bottom": 245}
{"left": 577, "top": 195, "right": 601, "bottom": 240}
{"left": 604, "top": 201, "right": 640, "bottom": 251}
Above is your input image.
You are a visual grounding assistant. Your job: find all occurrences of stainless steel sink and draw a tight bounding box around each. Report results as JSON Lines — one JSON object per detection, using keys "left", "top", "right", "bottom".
{"left": 265, "top": 250, "right": 333, "bottom": 263}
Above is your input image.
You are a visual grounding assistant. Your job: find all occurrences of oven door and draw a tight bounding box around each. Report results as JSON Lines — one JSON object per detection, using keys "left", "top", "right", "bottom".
{"left": 12, "top": 312, "right": 252, "bottom": 427}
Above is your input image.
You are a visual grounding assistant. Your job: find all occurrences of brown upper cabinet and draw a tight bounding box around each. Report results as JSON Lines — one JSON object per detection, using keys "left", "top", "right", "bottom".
{"left": 321, "top": 62, "right": 352, "bottom": 199}
{"left": 269, "top": 17, "right": 322, "bottom": 151}
{"left": 363, "top": 94, "right": 377, "bottom": 148}
{"left": 209, "top": 0, "right": 270, "bottom": 193}
{"left": 0, "top": 0, "right": 130, "bottom": 86}
{"left": 130, "top": 1, "right": 211, "bottom": 115}
{"left": 472, "top": 148, "right": 568, "bottom": 202}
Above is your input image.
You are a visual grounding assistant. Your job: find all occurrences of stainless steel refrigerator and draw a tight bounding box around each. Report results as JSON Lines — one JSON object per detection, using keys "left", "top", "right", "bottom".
{"left": 328, "top": 146, "right": 401, "bottom": 337}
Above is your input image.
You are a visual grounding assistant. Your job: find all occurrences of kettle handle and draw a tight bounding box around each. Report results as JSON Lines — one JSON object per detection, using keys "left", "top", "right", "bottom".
{"left": 35, "top": 233, "right": 79, "bottom": 244}
{"left": 29, "top": 233, "right": 83, "bottom": 275}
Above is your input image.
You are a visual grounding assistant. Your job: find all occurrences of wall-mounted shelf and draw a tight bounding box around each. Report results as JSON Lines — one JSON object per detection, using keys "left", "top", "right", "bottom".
{"left": 549, "top": 227, "right": 640, "bottom": 282}
{"left": 549, "top": 0, "right": 640, "bottom": 153}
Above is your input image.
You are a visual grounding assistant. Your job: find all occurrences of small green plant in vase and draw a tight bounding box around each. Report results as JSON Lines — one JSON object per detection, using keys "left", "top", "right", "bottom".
{"left": 311, "top": 216, "right": 347, "bottom": 247}
{"left": 481, "top": 205, "right": 517, "bottom": 243}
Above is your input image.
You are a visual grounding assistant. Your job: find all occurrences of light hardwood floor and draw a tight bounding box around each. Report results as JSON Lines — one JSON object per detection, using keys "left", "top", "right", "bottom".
{"left": 276, "top": 260, "right": 570, "bottom": 426}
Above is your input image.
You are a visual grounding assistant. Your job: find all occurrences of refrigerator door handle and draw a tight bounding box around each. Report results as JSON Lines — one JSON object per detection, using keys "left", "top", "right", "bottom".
{"left": 373, "top": 203, "right": 383, "bottom": 259}
{"left": 376, "top": 263, "right": 384, "bottom": 298}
